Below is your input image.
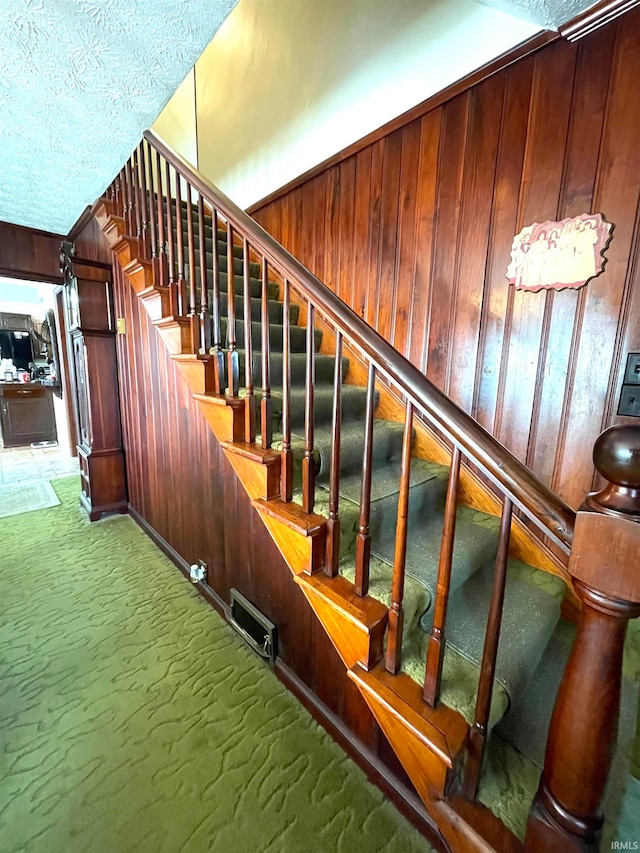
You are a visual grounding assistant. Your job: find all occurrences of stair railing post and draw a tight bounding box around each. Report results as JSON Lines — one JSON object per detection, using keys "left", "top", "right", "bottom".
{"left": 280, "top": 278, "right": 293, "bottom": 499}
{"left": 243, "top": 237, "right": 256, "bottom": 439}
{"left": 226, "top": 222, "right": 240, "bottom": 397}
{"left": 526, "top": 425, "right": 640, "bottom": 853}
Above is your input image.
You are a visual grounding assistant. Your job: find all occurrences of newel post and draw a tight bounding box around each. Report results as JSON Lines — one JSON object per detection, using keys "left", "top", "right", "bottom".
{"left": 526, "top": 425, "right": 640, "bottom": 852}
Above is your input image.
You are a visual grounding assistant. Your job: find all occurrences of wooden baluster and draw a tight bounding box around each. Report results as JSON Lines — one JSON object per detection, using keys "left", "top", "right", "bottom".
{"left": 131, "top": 151, "right": 141, "bottom": 241}
{"left": 197, "top": 194, "right": 211, "bottom": 354}
{"left": 386, "top": 401, "right": 414, "bottom": 673}
{"left": 260, "top": 257, "right": 272, "bottom": 450}
{"left": 226, "top": 222, "right": 239, "bottom": 397}
{"left": 424, "top": 444, "right": 462, "bottom": 703}
{"left": 354, "top": 363, "right": 376, "bottom": 597}
{"left": 209, "top": 210, "right": 224, "bottom": 394}
{"left": 165, "top": 160, "right": 177, "bottom": 315}
{"left": 155, "top": 150, "right": 167, "bottom": 289}
{"left": 145, "top": 142, "right": 158, "bottom": 274}
{"left": 526, "top": 425, "right": 640, "bottom": 853}
{"left": 115, "top": 172, "right": 123, "bottom": 218}
{"left": 326, "top": 330, "right": 342, "bottom": 575}
{"left": 123, "top": 159, "right": 133, "bottom": 235}
{"left": 137, "top": 142, "right": 150, "bottom": 259}
{"left": 463, "top": 496, "right": 512, "bottom": 800}
{"left": 174, "top": 173, "right": 186, "bottom": 316}
{"left": 243, "top": 237, "right": 256, "bottom": 440}
{"left": 185, "top": 181, "right": 198, "bottom": 354}
{"left": 280, "top": 278, "right": 292, "bottom": 499}
{"left": 302, "top": 301, "right": 315, "bottom": 513}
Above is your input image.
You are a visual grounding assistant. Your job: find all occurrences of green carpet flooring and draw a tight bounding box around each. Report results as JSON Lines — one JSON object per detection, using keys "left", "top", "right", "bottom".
{"left": 0, "top": 479, "right": 433, "bottom": 853}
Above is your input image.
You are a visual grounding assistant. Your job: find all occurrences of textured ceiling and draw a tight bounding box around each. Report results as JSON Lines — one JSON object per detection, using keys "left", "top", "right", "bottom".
{"left": 0, "top": 0, "right": 236, "bottom": 235}
{"left": 477, "top": 0, "right": 597, "bottom": 28}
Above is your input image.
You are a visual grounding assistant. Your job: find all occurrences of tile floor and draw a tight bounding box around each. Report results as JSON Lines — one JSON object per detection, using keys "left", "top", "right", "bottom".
{"left": 0, "top": 444, "right": 79, "bottom": 485}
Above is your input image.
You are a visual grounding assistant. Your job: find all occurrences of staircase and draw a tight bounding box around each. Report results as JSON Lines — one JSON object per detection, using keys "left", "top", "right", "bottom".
{"left": 91, "top": 131, "right": 640, "bottom": 853}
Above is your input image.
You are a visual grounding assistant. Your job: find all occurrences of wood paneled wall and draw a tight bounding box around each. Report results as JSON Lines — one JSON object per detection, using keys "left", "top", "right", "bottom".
{"left": 0, "top": 221, "right": 64, "bottom": 283}
{"left": 252, "top": 10, "right": 640, "bottom": 510}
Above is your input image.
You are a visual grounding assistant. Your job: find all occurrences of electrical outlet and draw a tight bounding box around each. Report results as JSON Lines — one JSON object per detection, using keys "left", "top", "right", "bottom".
{"left": 623, "top": 353, "right": 640, "bottom": 385}
{"left": 618, "top": 385, "right": 640, "bottom": 417}
{"left": 189, "top": 560, "right": 208, "bottom": 584}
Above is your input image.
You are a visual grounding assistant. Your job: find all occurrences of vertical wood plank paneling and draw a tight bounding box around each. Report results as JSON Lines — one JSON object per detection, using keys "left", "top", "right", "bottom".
{"left": 338, "top": 156, "right": 356, "bottom": 309}
{"left": 535, "top": 28, "right": 615, "bottom": 486}
{"left": 409, "top": 109, "right": 442, "bottom": 372}
{"left": 324, "top": 166, "right": 341, "bottom": 298}
{"left": 248, "top": 10, "right": 640, "bottom": 510}
{"left": 426, "top": 93, "right": 470, "bottom": 391}
{"left": 375, "top": 129, "right": 403, "bottom": 343}
{"left": 392, "top": 118, "right": 422, "bottom": 357}
{"left": 494, "top": 43, "right": 576, "bottom": 462}
{"left": 352, "top": 146, "right": 374, "bottom": 318}
{"left": 313, "top": 175, "right": 327, "bottom": 283}
{"left": 365, "top": 140, "right": 385, "bottom": 330}
{"left": 473, "top": 58, "right": 534, "bottom": 430}
{"left": 556, "top": 19, "right": 640, "bottom": 507}
{"left": 448, "top": 75, "right": 503, "bottom": 413}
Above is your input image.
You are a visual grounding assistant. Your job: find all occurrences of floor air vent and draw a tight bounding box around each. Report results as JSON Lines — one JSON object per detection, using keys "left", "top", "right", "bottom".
{"left": 229, "top": 589, "right": 277, "bottom": 665}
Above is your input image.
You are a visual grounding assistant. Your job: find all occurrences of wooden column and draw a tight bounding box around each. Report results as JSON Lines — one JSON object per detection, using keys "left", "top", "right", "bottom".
{"left": 526, "top": 425, "right": 640, "bottom": 852}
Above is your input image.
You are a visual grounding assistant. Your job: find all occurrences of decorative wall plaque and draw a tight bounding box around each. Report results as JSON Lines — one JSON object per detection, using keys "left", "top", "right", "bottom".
{"left": 506, "top": 213, "right": 612, "bottom": 292}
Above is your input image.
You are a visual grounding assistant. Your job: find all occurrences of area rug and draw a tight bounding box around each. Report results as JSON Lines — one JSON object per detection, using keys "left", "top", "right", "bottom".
{"left": 0, "top": 480, "right": 60, "bottom": 518}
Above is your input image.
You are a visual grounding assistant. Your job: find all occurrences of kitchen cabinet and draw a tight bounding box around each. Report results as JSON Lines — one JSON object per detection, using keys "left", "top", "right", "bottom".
{"left": 0, "top": 383, "right": 57, "bottom": 447}
{"left": 0, "top": 312, "right": 31, "bottom": 331}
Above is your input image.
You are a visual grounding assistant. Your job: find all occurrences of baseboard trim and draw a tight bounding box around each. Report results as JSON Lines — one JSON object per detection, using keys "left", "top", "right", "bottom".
{"left": 127, "top": 502, "right": 230, "bottom": 618}
{"left": 274, "top": 658, "right": 448, "bottom": 853}
{"left": 127, "top": 501, "right": 446, "bottom": 851}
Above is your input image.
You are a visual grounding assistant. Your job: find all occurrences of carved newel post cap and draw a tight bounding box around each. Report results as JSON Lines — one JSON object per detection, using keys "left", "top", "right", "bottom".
{"left": 589, "top": 425, "right": 640, "bottom": 515}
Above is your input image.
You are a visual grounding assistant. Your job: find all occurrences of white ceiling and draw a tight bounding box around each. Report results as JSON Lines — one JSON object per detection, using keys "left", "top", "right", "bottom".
{"left": 0, "top": 0, "right": 597, "bottom": 237}
{"left": 0, "top": 0, "right": 237, "bottom": 236}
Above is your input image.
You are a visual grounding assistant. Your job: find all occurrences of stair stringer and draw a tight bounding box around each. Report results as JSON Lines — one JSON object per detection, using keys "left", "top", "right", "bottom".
{"left": 95, "top": 202, "right": 525, "bottom": 853}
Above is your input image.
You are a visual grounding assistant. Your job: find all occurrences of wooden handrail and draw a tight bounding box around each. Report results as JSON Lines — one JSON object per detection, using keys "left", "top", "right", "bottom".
{"left": 144, "top": 128, "right": 575, "bottom": 552}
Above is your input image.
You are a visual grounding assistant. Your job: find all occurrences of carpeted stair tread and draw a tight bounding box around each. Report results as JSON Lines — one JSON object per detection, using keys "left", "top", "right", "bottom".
{"left": 313, "top": 419, "right": 408, "bottom": 481}
{"left": 188, "top": 270, "right": 278, "bottom": 299}
{"left": 326, "top": 457, "right": 446, "bottom": 505}
{"left": 219, "top": 317, "right": 322, "bottom": 353}
{"left": 218, "top": 254, "right": 262, "bottom": 277}
{"left": 248, "top": 350, "right": 347, "bottom": 388}
{"left": 218, "top": 291, "right": 300, "bottom": 325}
{"left": 191, "top": 269, "right": 279, "bottom": 296}
{"left": 420, "top": 561, "right": 562, "bottom": 701}
{"left": 276, "top": 420, "right": 409, "bottom": 488}
{"left": 273, "top": 384, "right": 378, "bottom": 431}
{"left": 373, "top": 497, "right": 499, "bottom": 598}
{"left": 333, "top": 546, "right": 511, "bottom": 731}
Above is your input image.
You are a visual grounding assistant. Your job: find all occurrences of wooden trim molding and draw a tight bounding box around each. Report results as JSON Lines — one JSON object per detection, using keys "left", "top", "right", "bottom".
{"left": 246, "top": 30, "right": 558, "bottom": 215}
{"left": 560, "top": 0, "right": 640, "bottom": 40}
{"left": 0, "top": 267, "right": 63, "bottom": 285}
{"left": 0, "top": 220, "right": 65, "bottom": 241}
